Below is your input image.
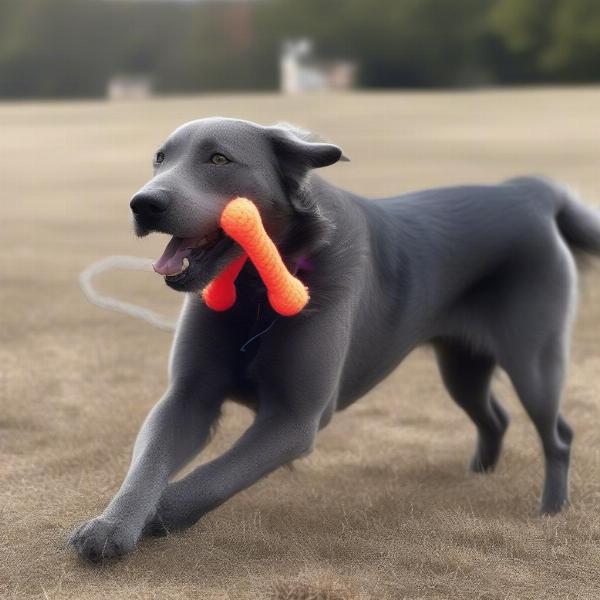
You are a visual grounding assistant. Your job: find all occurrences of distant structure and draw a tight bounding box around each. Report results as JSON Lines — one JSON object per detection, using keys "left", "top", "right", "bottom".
{"left": 107, "top": 75, "right": 153, "bottom": 101}
{"left": 280, "top": 39, "right": 356, "bottom": 94}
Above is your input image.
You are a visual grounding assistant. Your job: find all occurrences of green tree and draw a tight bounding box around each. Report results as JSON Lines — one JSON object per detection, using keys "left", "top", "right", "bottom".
{"left": 2, "top": 0, "right": 600, "bottom": 99}
{"left": 544, "top": 0, "right": 600, "bottom": 81}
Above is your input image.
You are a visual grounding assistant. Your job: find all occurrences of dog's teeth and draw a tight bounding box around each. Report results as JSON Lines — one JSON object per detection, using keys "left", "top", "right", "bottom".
{"left": 165, "top": 258, "right": 190, "bottom": 278}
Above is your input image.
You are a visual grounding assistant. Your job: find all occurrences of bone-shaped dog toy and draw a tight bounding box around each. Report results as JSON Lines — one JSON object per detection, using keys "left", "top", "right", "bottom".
{"left": 202, "top": 198, "right": 309, "bottom": 316}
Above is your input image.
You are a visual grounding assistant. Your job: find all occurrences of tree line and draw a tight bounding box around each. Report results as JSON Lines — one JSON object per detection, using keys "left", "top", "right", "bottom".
{"left": 0, "top": 0, "right": 599, "bottom": 99}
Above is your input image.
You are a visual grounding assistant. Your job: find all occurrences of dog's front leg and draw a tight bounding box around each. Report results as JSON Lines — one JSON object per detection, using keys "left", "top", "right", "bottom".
{"left": 144, "top": 407, "right": 319, "bottom": 534}
{"left": 69, "top": 299, "right": 236, "bottom": 561}
{"left": 69, "top": 388, "right": 222, "bottom": 561}
{"left": 145, "top": 309, "right": 349, "bottom": 534}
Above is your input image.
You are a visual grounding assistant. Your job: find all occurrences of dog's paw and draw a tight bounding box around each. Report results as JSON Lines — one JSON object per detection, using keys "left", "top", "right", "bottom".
{"left": 68, "top": 516, "right": 140, "bottom": 562}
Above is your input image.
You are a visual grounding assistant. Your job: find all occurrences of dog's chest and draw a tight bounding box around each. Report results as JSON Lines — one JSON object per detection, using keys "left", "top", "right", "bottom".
{"left": 228, "top": 300, "right": 278, "bottom": 412}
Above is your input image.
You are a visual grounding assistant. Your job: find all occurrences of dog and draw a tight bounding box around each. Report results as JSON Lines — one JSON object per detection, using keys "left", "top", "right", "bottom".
{"left": 70, "top": 117, "right": 600, "bottom": 561}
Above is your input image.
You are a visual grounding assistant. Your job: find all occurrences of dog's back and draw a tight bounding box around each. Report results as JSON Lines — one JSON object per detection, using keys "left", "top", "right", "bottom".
{"left": 364, "top": 177, "right": 599, "bottom": 310}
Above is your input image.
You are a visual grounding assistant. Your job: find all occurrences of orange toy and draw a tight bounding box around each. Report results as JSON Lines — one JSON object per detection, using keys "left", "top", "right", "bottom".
{"left": 202, "top": 198, "right": 309, "bottom": 316}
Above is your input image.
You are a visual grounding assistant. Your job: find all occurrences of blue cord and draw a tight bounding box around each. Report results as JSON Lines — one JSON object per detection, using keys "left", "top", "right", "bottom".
{"left": 239, "top": 317, "right": 279, "bottom": 352}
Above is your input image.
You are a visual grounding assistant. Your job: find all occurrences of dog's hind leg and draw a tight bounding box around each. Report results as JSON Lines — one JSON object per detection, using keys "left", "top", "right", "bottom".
{"left": 434, "top": 339, "right": 509, "bottom": 473}
{"left": 494, "top": 229, "right": 576, "bottom": 515}
{"left": 499, "top": 332, "right": 573, "bottom": 515}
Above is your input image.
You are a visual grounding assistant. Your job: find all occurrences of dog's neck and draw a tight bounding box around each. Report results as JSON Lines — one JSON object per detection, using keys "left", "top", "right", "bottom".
{"left": 278, "top": 174, "right": 338, "bottom": 262}
{"left": 236, "top": 176, "right": 370, "bottom": 310}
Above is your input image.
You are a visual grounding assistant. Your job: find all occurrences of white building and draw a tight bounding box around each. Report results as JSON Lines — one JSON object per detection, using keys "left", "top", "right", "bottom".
{"left": 280, "top": 39, "right": 356, "bottom": 94}
{"left": 107, "top": 75, "right": 153, "bottom": 101}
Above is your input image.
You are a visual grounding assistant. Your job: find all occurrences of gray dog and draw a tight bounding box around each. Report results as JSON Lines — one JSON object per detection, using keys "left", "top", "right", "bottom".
{"left": 70, "top": 117, "right": 600, "bottom": 562}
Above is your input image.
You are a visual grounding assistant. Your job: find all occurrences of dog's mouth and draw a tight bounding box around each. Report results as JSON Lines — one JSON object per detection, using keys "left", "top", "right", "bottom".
{"left": 152, "top": 229, "right": 234, "bottom": 289}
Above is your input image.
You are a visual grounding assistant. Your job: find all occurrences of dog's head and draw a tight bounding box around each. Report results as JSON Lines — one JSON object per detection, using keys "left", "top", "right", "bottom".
{"left": 130, "top": 118, "right": 345, "bottom": 292}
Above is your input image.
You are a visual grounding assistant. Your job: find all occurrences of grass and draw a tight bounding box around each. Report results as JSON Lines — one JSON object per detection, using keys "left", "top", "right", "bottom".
{"left": 2, "top": 89, "right": 600, "bottom": 599}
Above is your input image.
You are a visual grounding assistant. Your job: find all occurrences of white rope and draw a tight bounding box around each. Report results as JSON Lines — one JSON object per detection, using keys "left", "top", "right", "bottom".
{"left": 79, "top": 255, "right": 177, "bottom": 332}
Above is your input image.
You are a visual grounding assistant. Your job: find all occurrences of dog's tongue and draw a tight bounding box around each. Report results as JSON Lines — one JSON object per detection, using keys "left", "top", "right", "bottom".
{"left": 153, "top": 236, "right": 192, "bottom": 276}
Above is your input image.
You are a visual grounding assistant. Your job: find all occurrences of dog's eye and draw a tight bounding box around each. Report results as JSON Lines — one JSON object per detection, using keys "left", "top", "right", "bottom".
{"left": 210, "top": 153, "right": 230, "bottom": 166}
{"left": 154, "top": 151, "right": 165, "bottom": 165}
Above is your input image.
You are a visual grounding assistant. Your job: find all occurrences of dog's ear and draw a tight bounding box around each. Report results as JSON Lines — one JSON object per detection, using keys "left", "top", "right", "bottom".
{"left": 268, "top": 125, "right": 344, "bottom": 169}
{"left": 267, "top": 124, "right": 346, "bottom": 214}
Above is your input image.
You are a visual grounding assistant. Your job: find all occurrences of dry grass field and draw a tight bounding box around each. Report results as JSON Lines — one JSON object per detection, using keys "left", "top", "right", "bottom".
{"left": 2, "top": 89, "right": 600, "bottom": 599}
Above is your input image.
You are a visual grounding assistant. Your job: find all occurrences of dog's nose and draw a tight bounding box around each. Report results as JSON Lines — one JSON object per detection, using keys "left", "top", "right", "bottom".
{"left": 130, "top": 192, "right": 170, "bottom": 219}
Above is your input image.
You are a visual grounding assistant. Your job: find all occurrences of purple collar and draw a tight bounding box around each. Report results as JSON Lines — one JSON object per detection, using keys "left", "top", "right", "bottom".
{"left": 295, "top": 256, "right": 314, "bottom": 273}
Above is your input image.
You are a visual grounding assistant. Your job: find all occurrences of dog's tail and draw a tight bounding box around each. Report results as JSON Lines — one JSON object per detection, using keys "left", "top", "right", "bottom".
{"left": 554, "top": 183, "right": 600, "bottom": 257}
{"left": 513, "top": 175, "right": 600, "bottom": 261}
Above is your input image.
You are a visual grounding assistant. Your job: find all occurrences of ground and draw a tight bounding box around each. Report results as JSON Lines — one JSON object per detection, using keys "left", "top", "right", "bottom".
{"left": 2, "top": 89, "right": 600, "bottom": 599}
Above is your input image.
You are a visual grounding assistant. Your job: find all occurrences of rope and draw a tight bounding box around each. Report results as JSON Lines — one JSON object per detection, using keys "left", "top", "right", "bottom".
{"left": 79, "top": 255, "right": 177, "bottom": 332}
{"left": 79, "top": 256, "right": 282, "bottom": 349}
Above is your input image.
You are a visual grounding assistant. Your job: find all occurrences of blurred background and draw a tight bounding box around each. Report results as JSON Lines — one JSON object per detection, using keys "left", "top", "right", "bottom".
{"left": 2, "top": 0, "right": 600, "bottom": 99}
{"left": 3, "top": 2, "right": 600, "bottom": 599}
